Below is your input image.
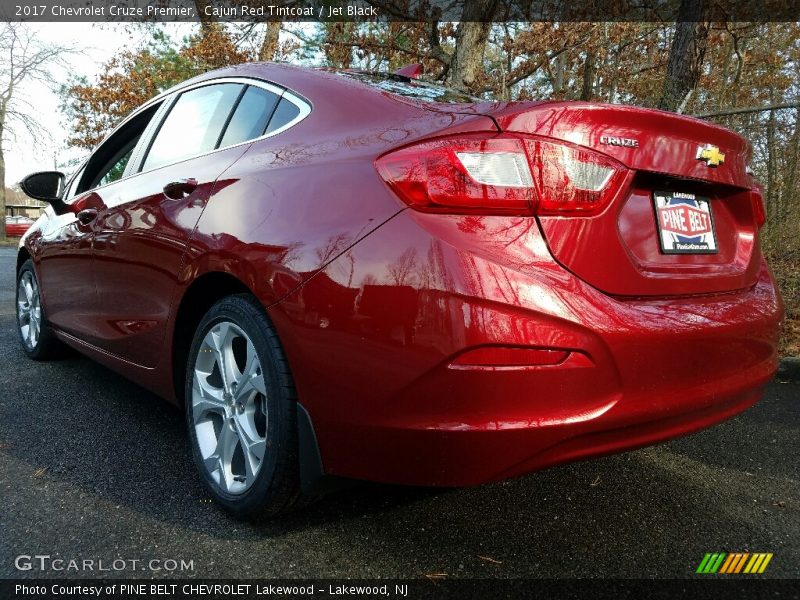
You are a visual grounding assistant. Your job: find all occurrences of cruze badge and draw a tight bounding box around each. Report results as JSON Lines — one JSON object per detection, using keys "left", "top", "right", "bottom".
{"left": 696, "top": 144, "right": 725, "bottom": 167}
{"left": 599, "top": 135, "right": 639, "bottom": 148}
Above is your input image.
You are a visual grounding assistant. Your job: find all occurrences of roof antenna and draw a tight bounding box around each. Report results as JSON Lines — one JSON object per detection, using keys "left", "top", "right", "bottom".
{"left": 394, "top": 63, "right": 423, "bottom": 79}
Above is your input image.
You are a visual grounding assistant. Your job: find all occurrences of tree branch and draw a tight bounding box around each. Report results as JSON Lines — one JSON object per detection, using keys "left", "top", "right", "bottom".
{"left": 694, "top": 103, "right": 800, "bottom": 118}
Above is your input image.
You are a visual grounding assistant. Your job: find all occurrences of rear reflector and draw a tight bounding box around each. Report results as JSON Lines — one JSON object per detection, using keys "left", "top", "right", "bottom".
{"left": 376, "top": 133, "right": 627, "bottom": 215}
{"left": 450, "top": 346, "right": 570, "bottom": 369}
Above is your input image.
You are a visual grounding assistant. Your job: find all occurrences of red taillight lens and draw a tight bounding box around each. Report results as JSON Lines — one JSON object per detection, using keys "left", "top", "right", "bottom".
{"left": 375, "top": 135, "right": 535, "bottom": 214}
{"left": 524, "top": 139, "right": 628, "bottom": 215}
{"left": 376, "top": 134, "right": 627, "bottom": 216}
{"left": 751, "top": 188, "right": 766, "bottom": 229}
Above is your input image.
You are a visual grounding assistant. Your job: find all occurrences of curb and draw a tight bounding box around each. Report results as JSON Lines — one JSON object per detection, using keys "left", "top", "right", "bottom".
{"left": 777, "top": 357, "right": 800, "bottom": 382}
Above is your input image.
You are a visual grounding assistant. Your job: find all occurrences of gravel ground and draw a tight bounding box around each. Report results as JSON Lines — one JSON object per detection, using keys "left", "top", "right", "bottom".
{"left": 0, "top": 247, "right": 797, "bottom": 580}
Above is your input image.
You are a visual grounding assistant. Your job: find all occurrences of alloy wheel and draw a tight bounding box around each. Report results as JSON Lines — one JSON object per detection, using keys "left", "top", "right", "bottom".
{"left": 192, "top": 321, "right": 268, "bottom": 495}
{"left": 17, "top": 271, "right": 41, "bottom": 350}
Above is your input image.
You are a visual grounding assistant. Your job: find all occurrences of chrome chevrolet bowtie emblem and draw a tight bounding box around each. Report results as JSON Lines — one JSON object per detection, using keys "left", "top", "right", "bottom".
{"left": 696, "top": 144, "right": 725, "bottom": 167}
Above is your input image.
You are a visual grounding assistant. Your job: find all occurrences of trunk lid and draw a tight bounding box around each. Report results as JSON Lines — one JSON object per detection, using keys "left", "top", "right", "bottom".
{"left": 482, "top": 101, "right": 761, "bottom": 297}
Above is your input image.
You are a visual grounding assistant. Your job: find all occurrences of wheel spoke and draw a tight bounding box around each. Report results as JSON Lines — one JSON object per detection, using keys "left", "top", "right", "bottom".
{"left": 23, "top": 280, "right": 34, "bottom": 304}
{"left": 192, "top": 394, "right": 226, "bottom": 422}
{"left": 233, "top": 414, "right": 259, "bottom": 449}
{"left": 202, "top": 451, "right": 222, "bottom": 479}
{"left": 210, "top": 323, "right": 238, "bottom": 394}
{"left": 234, "top": 341, "right": 267, "bottom": 400}
{"left": 29, "top": 319, "right": 38, "bottom": 346}
{"left": 233, "top": 415, "right": 266, "bottom": 482}
{"left": 192, "top": 369, "right": 226, "bottom": 422}
{"left": 204, "top": 423, "right": 238, "bottom": 493}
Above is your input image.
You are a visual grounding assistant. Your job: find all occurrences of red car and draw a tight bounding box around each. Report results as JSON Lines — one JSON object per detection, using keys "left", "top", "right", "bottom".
{"left": 6, "top": 215, "right": 35, "bottom": 237}
{"left": 16, "top": 64, "right": 783, "bottom": 518}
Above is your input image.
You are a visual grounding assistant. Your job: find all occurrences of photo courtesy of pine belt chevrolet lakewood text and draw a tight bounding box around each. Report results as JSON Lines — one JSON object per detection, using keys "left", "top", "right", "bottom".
{"left": 15, "top": 63, "right": 784, "bottom": 519}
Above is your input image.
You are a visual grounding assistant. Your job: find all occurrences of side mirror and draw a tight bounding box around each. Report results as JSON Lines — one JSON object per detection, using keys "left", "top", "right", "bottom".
{"left": 20, "top": 171, "right": 65, "bottom": 202}
{"left": 20, "top": 171, "right": 70, "bottom": 215}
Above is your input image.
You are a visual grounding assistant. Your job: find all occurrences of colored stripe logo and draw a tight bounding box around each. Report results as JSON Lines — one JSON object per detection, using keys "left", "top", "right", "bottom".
{"left": 696, "top": 552, "right": 773, "bottom": 574}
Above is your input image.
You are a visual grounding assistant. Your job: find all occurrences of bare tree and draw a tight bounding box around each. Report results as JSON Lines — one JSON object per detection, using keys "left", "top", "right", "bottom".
{"left": 360, "top": 0, "right": 499, "bottom": 91}
{"left": 448, "top": 0, "right": 499, "bottom": 90}
{"left": 387, "top": 248, "right": 418, "bottom": 287}
{"left": 659, "top": 0, "right": 710, "bottom": 112}
{"left": 0, "top": 23, "right": 75, "bottom": 240}
{"left": 193, "top": 0, "right": 219, "bottom": 36}
{"left": 258, "top": 22, "right": 282, "bottom": 61}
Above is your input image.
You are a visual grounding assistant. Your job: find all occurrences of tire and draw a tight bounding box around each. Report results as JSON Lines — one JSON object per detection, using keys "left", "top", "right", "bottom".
{"left": 16, "top": 259, "right": 62, "bottom": 360}
{"left": 185, "top": 294, "right": 304, "bottom": 519}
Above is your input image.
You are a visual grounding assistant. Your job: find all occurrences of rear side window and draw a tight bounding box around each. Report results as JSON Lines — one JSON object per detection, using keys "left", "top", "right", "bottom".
{"left": 266, "top": 97, "right": 301, "bottom": 134}
{"left": 219, "top": 86, "right": 280, "bottom": 148}
{"left": 143, "top": 83, "right": 242, "bottom": 171}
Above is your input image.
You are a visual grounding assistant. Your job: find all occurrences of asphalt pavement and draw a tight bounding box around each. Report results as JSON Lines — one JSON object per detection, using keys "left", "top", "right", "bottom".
{"left": 0, "top": 246, "right": 797, "bottom": 579}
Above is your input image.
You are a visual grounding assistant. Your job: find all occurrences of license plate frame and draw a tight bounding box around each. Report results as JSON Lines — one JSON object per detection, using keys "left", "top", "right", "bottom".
{"left": 653, "top": 191, "right": 718, "bottom": 255}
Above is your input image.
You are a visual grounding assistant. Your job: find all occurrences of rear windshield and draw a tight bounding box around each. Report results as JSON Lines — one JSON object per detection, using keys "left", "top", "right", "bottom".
{"left": 340, "top": 72, "right": 479, "bottom": 104}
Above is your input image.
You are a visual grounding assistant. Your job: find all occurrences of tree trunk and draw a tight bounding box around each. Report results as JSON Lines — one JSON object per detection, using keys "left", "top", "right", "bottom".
{"left": 783, "top": 109, "right": 800, "bottom": 225}
{"left": 258, "top": 22, "right": 281, "bottom": 62}
{"left": 193, "top": 0, "right": 220, "bottom": 36}
{"left": 551, "top": 52, "right": 567, "bottom": 97}
{"left": 766, "top": 104, "right": 777, "bottom": 221}
{"left": 0, "top": 140, "right": 6, "bottom": 241}
{"left": 580, "top": 50, "right": 595, "bottom": 101}
{"left": 659, "top": 0, "right": 709, "bottom": 112}
{"left": 447, "top": 0, "right": 498, "bottom": 91}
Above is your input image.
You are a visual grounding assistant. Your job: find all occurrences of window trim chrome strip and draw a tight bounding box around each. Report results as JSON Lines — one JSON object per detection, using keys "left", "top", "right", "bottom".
{"left": 136, "top": 76, "right": 311, "bottom": 175}
{"left": 73, "top": 76, "right": 311, "bottom": 196}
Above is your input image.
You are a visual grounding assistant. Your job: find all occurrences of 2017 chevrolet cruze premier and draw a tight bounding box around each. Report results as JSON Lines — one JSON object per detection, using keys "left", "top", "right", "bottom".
{"left": 17, "top": 63, "right": 783, "bottom": 518}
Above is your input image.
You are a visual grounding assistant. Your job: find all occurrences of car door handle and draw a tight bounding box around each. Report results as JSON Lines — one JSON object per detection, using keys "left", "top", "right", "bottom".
{"left": 162, "top": 178, "right": 198, "bottom": 200}
{"left": 76, "top": 208, "right": 98, "bottom": 226}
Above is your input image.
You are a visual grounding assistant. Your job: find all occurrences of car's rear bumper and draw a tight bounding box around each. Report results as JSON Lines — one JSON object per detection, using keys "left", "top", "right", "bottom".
{"left": 269, "top": 212, "right": 783, "bottom": 487}
{"left": 316, "top": 362, "right": 771, "bottom": 487}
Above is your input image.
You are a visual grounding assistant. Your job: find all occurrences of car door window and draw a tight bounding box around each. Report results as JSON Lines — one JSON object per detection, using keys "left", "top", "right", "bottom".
{"left": 265, "top": 97, "right": 301, "bottom": 135}
{"left": 142, "top": 83, "right": 243, "bottom": 171}
{"left": 218, "top": 86, "right": 280, "bottom": 148}
{"left": 63, "top": 167, "right": 85, "bottom": 201}
{"left": 76, "top": 103, "right": 161, "bottom": 194}
{"left": 97, "top": 145, "right": 135, "bottom": 187}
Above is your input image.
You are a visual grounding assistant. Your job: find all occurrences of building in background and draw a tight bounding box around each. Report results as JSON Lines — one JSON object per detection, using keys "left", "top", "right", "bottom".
{"left": 5, "top": 185, "right": 47, "bottom": 218}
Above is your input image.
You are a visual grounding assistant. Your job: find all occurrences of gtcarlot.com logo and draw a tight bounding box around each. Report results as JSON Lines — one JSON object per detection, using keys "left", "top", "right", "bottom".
{"left": 15, "top": 555, "right": 194, "bottom": 573}
{"left": 696, "top": 552, "right": 773, "bottom": 574}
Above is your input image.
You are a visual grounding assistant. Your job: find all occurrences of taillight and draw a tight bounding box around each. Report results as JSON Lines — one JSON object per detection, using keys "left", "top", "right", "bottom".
{"left": 375, "top": 135, "right": 534, "bottom": 214}
{"left": 375, "top": 134, "right": 627, "bottom": 216}
{"left": 524, "top": 139, "right": 627, "bottom": 215}
{"left": 751, "top": 188, "right": 766, "bottom": 229}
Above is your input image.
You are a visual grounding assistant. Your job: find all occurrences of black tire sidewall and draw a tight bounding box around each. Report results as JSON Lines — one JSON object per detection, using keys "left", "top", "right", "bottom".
{"left": 184, "top": 294, "right": 296, "bottom": 519}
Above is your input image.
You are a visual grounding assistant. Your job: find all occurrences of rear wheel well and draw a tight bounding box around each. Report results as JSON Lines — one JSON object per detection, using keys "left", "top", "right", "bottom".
{"left": 17, "top": 248, "right": 31, "bottom": 274}
{"left": 171, "top": 272, "right": 252, "bottom": 404}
